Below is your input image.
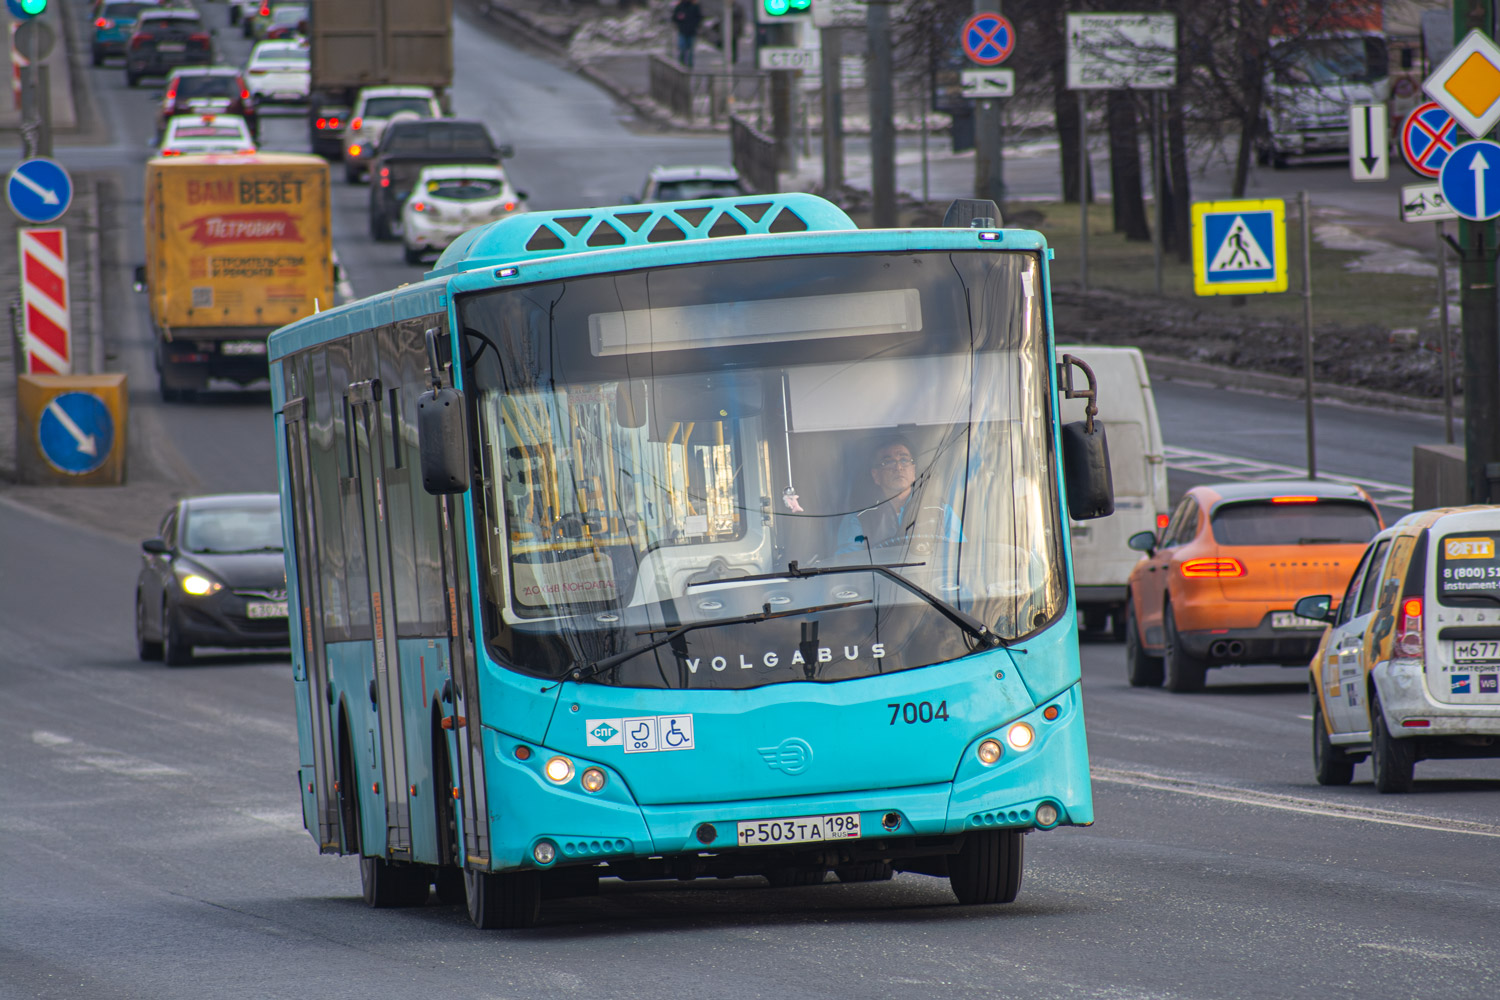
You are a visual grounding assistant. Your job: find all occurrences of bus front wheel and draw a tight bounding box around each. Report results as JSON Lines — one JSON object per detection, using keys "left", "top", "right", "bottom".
{"left": 948, "top": 829, "right": 1023, "bottom": 905}
{"left": 464, "top": 868, "right": 541, "bottom": 929}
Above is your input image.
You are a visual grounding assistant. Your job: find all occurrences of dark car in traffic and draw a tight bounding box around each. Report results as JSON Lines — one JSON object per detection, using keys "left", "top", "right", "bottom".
{"left": 126, "top": 8, "right": 213, "bottom": 87}
{"left": 135, "top": 494, "right": 289, "bottom": 665}
{"left": 367, "top": 117, "right": 511, "bottom": 241}
{"left": 156, "top": 66, "right": 258, "bottom": 141}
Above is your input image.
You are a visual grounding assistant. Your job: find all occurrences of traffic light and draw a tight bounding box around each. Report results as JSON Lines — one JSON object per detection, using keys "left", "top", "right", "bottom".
{"left": 6, "top": 0, "right": 49, "bottom": 19}
{"left": 761, "top": 0, "right": 811, "bottom": 20}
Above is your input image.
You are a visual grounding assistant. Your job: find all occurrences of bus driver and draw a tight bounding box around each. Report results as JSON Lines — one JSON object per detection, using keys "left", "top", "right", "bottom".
{"left": 836, "top": 437, "right": 963, "bottom": 556}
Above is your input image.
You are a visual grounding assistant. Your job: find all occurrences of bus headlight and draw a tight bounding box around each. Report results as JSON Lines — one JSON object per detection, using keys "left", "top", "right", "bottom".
{"left": 544, "top": 756, "right": 574, "bottom": 784}
{"left": 977, "top": 739, "right": 1002, "bottom": 765}
{"left": 180, "top": 573, "right": 221, "bottom": 596}
{"left": 580, "top": 767, "right": 606, "bottom": 793}
{"left": 1036, "top": 802, "right": 1059, "bottom": 827}
{"left": 1006, "top": 723, "right": 1034, "bottom": 751}
{"left": 533, "top": 840, "right": 556, "bottom": 864}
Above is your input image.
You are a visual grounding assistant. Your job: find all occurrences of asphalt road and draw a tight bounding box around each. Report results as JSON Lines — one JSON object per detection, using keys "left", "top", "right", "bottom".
{"left": 0, "top": 6, "right": 1495, "bottom": 999}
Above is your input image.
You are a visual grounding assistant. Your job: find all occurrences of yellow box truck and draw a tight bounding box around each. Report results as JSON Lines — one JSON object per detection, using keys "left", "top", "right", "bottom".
{"left": 143, "top": 153, "right": 333, "bottom": 401}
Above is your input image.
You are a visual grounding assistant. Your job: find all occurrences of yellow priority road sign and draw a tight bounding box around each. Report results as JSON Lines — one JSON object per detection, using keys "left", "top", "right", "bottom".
{"left": 1190, "top": 199, "right": 1287, "bottom": 297}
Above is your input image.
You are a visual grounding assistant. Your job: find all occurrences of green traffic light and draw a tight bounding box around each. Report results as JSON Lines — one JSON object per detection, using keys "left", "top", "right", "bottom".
{"left": 764, "top": 0, "right": 789, "bottom": 13}
{"left": 19, "top": 0, "right": 48, "bottom": 14}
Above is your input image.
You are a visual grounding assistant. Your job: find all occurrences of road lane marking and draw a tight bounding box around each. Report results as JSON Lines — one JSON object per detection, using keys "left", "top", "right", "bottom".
{"left": 32, "top": 729, "right": 185, "bottom": 779}
{"left": 1092, "top": 766, "right": 1500, "bottom": 838}
{"left": 1164, "top": 445, "right": 1412, "bottom": 507}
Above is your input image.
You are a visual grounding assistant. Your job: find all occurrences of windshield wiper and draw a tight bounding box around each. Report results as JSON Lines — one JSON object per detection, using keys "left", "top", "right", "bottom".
{"left": 569, "top": 598, "right": 872, "bottom": 683}
{"left": 727, "top": 561, "right": 1006, "bottom": 650}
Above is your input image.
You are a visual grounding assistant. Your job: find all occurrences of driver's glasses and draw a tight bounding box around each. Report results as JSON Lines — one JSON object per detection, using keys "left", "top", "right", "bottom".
{"left": 874, "top": 457, "right": 915, "bottom": 470}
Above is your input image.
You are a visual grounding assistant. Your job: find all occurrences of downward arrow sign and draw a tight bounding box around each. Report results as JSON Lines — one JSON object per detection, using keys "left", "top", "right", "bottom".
{"left": 1360, "top": 105, "right": 1379, "bottom": 175}
{"left": 46, "top": 400, "right": 98, "bottom": 457}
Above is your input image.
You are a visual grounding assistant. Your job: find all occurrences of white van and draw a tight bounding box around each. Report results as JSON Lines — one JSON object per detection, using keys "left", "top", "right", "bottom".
{"left": 1056, "top": 345, "right": 1169, "bottom": 638}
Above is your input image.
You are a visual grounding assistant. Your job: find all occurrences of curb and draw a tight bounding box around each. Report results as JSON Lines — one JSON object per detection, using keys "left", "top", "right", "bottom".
{"left": 1142, "top": 354, "right": 1449, "bottom": 417}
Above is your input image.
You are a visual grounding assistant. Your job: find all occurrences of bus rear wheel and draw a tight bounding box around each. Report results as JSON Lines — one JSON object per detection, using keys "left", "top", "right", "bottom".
{"left": 948, "top": 829, "right": 1023, "bottom": 905}
{"left": 360, "top": 857, "right": 431, "bottom": 908}
{"left": 464, "top": 868, "right": 541, "bottom": 929}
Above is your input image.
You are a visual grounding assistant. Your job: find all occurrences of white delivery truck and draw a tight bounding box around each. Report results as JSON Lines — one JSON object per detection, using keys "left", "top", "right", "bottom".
{"left": 1057, "top": 345, "right": 1169, "bottom": 638}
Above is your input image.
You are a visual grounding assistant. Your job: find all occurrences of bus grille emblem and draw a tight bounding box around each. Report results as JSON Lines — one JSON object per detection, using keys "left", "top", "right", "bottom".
{"left": 758, "top": 738, "right": 812, "bottom": 776}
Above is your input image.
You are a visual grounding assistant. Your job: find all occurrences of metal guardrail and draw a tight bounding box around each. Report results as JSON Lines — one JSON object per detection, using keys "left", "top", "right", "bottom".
{"left": 648, "top": 55, "right": 768, "bottom": 127}
{"left": 730, "top": 115, "right": 777, "bottom": 195}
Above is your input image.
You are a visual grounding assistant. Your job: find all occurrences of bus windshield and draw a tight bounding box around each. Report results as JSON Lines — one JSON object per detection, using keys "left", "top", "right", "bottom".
{"left": 459, "top": 250, "right": 1065, "bottom": 689}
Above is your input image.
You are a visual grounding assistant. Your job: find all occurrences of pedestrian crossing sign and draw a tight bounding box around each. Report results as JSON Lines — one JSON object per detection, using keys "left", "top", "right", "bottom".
{"left": 1191, "top": 199, "right": 1287, "bottom": 296}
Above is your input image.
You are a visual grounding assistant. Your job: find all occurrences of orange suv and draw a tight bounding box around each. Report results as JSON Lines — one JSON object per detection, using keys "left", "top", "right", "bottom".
{"left": 1123, "top": 480, "right": 1383, "bottom": 692}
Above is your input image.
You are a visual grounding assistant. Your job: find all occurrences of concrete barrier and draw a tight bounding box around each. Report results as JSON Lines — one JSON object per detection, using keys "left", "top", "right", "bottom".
{"left": 1412, "top": 443, "right": 1464, "bottom": 511}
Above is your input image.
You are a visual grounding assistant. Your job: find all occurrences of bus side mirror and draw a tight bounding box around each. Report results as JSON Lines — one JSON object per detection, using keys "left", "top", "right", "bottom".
{"left": 1061, "top": 420, "right": 1114, "bottom": 520}
{"left": 417, "top": 326, "right": 469, "bottom": 494}
{"left": 1294, "top": 594, "right": 1334, "bottom": 624}
{"left": 417, "top": 386, "right": 470, "bottom": 494}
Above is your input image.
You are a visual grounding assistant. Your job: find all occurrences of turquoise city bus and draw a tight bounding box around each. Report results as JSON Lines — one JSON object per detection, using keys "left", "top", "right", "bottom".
{"left": 268, "top": 193, "right": 1115, "bottom": 928}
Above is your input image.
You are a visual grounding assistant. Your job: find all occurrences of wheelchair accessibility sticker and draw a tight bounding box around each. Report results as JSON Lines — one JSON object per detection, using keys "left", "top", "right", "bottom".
{"left": 587, "top": 715, "right": 695, "bottom": 753}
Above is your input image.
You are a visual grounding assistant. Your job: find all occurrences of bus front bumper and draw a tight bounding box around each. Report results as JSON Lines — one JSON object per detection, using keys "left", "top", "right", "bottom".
{"left": 476, "top": 683, "right": 1093, "bottom": 872}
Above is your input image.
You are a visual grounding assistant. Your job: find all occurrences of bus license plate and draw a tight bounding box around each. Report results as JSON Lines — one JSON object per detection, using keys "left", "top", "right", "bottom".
{"left": 736, "top": 813, "right": 859, "bottom": 846}
{"left": 222, "top": 340, "right": 266, "bottom": 355}
{"left": 1272, "top": 612, "right": 1324, "bottom": 630}
{"left": 247, "top": 601, "right": 288, "bottom": 619}
{"left": 1453, "top": 640, "right": 1500, "bottom": 663}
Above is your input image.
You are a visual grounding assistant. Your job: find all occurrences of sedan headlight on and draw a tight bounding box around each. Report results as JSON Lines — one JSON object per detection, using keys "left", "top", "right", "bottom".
{"left": 180, "top": 573, "right": 222, "bottom": 596}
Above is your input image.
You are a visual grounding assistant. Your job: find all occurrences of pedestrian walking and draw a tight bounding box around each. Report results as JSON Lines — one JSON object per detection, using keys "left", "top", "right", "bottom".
{"left": 673, "top": 0, "right": 702, "bottom": 69}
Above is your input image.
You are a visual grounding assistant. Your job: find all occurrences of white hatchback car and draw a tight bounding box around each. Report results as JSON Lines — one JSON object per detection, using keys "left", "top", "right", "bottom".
{"left": 244, "top": 40, "right": 309, "bottom": 104}
{"left": 1297, "top": 505, "right": 1500, "bottom": 792}
{"left": 400, "top": 165, "right": 527, "bottom": 265}
{"left": 158, "top": 114, "right": 257, "bottom": 156}
{"left": 341, "top": 85, "right": 442, "bottom": 183}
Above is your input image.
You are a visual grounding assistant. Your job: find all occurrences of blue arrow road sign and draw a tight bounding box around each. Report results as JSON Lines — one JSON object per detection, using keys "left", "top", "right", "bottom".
{"left": 37, "top": 391, "right": 113, "bottom": 475}
{"left": 1440, "top": 140, "right": 1500, "bottom": 221}
{"left": 7, "top": 158, "right": 73, "bottom": 224}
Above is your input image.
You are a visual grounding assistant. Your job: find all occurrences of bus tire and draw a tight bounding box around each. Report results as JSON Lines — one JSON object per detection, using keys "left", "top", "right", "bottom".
{"left": 1312, "top": 701, "right": 1355, "bottom": 786}
{"left": 833, "top": 861, "right": 893, "bottom": 883}
{"left": 1124, "top": 601, "right": 1164, "bottom": 688}
{"left": 764, "top": 867, "right": 827, "bottom": 887}
{"left": 948, "top": 829, "right": 1022, "bottom": 905}
{"left": 464, "top": 868, "right": 542, "bottom": 929}
{"left": 1370, "top": 695, "right": 1415, "bottom": 794}
{"left": 360, "top": 856, "right": 431, "bottom": 908}
{"left": 1163, "top": 605, "right": 1207, "bottom": 693}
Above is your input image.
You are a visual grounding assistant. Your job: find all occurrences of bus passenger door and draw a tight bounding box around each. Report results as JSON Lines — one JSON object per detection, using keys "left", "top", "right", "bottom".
{"left": 283, "top": 398, "right": 340, "bottom": 851}
{"left": 348, "top": 376, "right": 414, "bottom": 861}
{"left": 439, "top": 490, "right": 491, "bottom": 867}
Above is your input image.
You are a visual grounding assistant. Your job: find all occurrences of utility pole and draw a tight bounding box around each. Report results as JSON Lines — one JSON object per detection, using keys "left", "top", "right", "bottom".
{"left": 1457, "top": 2, "right": 1500, "bottom": 503}
{"left": 973, "top": 0, "right": 1003, "bottom": 205}
{"left": 820, "top": 26, "right": 844, "bottom": 195}
{"left": 867, "top": 0, "right": 896, "bottom": 227}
